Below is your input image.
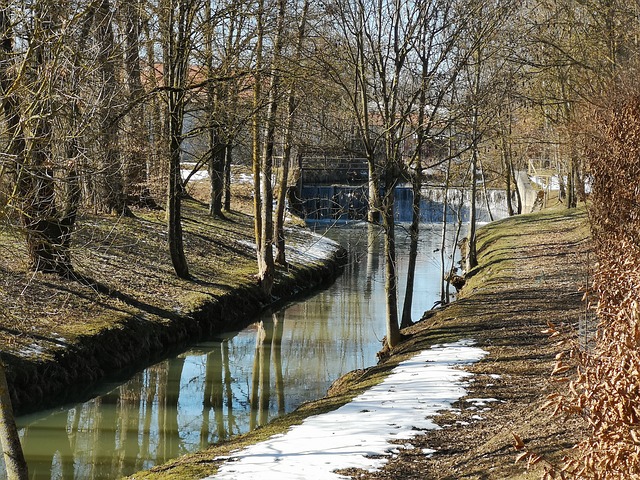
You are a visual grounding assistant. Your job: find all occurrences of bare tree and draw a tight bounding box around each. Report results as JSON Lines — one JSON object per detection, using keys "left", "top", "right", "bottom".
{"left": 458, "top": 0, "right": 515, "bottom": 271}
{"left": 0, "top": 1, "right": 81, "bottom": 275}
{"left": 400, "top": 0, "right": 468, "bottom": 327}
{"left": 251, "top": 0, "right": 266, "bottom": 287}
{"left": 324, "top": 0, "right": 429, "bottom": 349}
{"left": 275, "top": 0, "right": 310, "bottom": 266}
{"left": 203, "top": 0, "right": 227, "bottom": 219}
{"left": 121, "top": 0, "right": 151, "bottom": 205}
{"left": 516, "top": 0, "right": 634, "bottom": 209}
{"left": 160, "top": 0, "right": 200, "bottom": 279}
{"left": 95, "top": 0, "right": 130, "bottom": 216}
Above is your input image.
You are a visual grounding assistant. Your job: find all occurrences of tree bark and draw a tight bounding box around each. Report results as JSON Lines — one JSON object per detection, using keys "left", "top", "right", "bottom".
{"left": 208, "top": 137, "right": 226, "bottom": 218}
{"left": 164, "top": 0, "right": 192, "bottom": 279}
{"left": 205, "top": 0, "right": 225, "bottom": 219}
{"left": 275, "top": 0, "right": 309, "bottom": 266}
{"left": 223, "top": 144, "right": 233, "bottom": 212}
{"left": 400, "top": 174, "right": 420, "bottom": 328}
{"left": 122, "top": 0, "right": 148, "bottom": 201}
{"left": 382, "top": 186, "right": 401, "bottom": 349}
{"left": 466, "top": 39, "right": 482, "bottom": 272}
{"left": 502, "top": 138, "right": 514, "bottom": 216}
{"left": 257, "top": 0, "right": 287, "bottom": 294}
{"left": 0, "top": 2, "right": 76, "bottom": 275}
{"left": 96, "top": 0, "right": 128, "bottom": 215}
{"left": 0, "top": 362, "right": 28, "bottom": 480}
{"left": 167, "top": 116, "right": 189, "bottom": 279}
{"left": 466, "top": 146, "right": 479, "bottom": 271}
{"left": 512, "top": 157, "right": 522, "bottom": 214}
{"left": 440, "top": 156, "right": 453, "bottom": 305}
{"left": 252, "top": 0, "right": 265, "bottom": 280}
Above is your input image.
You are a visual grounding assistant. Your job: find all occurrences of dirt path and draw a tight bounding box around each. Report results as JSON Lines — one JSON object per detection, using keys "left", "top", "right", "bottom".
{"left": 356, "top": 207, "right": 591, "bottom": 479}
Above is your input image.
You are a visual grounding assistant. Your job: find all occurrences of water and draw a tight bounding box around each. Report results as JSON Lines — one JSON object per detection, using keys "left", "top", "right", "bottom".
{"left": 300, "top": 184, "right": 510, "bottom": 223}
{"left": 11, "top": 222, "right": 456, "bottom": 480}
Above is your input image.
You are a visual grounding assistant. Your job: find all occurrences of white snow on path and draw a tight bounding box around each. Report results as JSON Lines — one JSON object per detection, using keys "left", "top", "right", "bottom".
{"left": 206, "top": 339, "right": 488, "bottom": 480}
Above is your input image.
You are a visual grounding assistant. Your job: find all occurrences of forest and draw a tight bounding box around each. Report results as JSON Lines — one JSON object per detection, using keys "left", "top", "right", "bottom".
{"left": 1, "top": 0, "right": 640, "bottom": 478}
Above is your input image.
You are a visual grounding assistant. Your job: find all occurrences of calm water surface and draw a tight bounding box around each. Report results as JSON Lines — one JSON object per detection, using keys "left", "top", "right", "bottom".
{"left": 12, "top": 222, "right": 453, "bottom": 479}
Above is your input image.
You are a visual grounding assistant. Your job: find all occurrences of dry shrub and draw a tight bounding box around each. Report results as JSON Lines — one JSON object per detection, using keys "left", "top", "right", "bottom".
{"left": 545, "top": 93, "right": 640, "bottom": 478}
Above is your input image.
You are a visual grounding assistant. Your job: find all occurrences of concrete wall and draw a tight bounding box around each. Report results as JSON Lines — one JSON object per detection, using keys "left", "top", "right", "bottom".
{"left": 515, "top": 170, "right": 540, "bottom": 213}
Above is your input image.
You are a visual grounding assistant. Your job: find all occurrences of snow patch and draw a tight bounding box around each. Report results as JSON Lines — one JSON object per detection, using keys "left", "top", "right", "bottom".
{"left": 181, "top": 169, "right": 209, "bottom": 181}
{"left": 19, "top": 344, "right": 44, "bottom": 357}
{"left": 206, "top": 339, "right": 487, "bottom": 480}
{"left": 466, "top": 398, "right": 500, "bottom": 407}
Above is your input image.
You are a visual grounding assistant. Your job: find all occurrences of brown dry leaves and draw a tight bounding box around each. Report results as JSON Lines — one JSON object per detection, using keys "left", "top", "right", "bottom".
{"left": 549, "top": 92, "right": 640, "bottom": 478}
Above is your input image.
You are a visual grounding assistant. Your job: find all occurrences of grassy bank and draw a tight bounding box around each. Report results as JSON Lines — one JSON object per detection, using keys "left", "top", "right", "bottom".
{"left": 0, "top": 199, "right": 345, "bottom": 414}
{"left": 129, "top": 206, "right": 591, "bottom": 479}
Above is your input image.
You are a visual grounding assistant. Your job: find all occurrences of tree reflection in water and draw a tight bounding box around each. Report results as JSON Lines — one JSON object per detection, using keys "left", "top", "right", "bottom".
{"left": 249, "top": 312, "right": 287, "bottom": 429}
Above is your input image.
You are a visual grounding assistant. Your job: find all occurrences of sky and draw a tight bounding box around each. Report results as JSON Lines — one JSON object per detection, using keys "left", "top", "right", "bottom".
{"left": 205, "top": 339, "right": 490, "bottom": 480}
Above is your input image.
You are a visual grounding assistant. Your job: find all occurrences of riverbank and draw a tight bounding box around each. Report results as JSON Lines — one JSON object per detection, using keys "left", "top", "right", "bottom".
{"left": 130, "top": 205, "right": 591, "bottom": 479}
{"left": 0, "top": 199, "right": 346, "bottom": 415}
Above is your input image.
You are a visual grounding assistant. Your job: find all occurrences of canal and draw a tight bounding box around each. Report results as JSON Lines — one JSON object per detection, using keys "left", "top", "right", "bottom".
{"left": 10, "top": 222, "right": 456, "bottom": 479}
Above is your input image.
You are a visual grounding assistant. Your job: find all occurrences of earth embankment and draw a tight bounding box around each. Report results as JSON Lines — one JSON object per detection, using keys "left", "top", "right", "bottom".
{"left": 0, "top": 200, "right": 345, "bottom": 414}
{"left": 363, "top": 206, "right": 591, "bottom": 479}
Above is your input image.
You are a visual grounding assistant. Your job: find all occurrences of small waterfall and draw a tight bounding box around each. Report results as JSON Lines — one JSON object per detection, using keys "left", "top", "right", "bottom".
{"left": 300, "top": 185, "right": 369, "bottom": 221}
{"left": 299, "top": 184, "right": 510, "bottom": 223}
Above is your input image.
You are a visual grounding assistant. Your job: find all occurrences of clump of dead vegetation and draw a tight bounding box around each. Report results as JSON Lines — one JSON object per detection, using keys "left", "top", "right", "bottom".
{"left": 538, "top": 92, "right": 640, "bottom": 478}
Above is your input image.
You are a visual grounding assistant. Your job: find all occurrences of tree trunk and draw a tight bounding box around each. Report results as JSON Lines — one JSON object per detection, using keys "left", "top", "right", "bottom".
{"left": 252, "top": 0, "right": 265, "bottom": 278}
{"left": 511, "top": 158, "right": 522, "bottom": 214}
{"left": 223, "top": 144, "right": 233, "bottom": 212}
{"left": 275, "top": 0, "right": 309, "bottom": 266}
{"left": 567, "top": 151, "right": 578, "bottom": 209}
{"left": 167, "top": 117, "right": 189, "bottom": 279}
{"left": 503, "top": 139, "right": 514, "bottom": 216}
{"left": 122, "top": 0, "right": 148, "bottom": 201}
{"left": 367, "top": 164, "right": 381, "bottom": 223}
{"left": 382, "top": 187, "right": 401, "bottom": 349}
{"left": 400, "top": 175, "right": 420, "bottom": 328}
{"left": 164, "top": 0, "right": 192, "bottom": 280}
{"left": 208, "top": 137, "right": 226, "bottom": 218}
{"left": 274, "top": 142, "right": 291, "bottom": 266}
{"left": 0, "top": 3, "right": 76, "bottom": 276}
{"left": 257, "top": 0, "right": 287, "bottom": 293}
{"left": 440, "top": 157, "right": 453, "bottom": 305}
{"left": 466, "top": 44, "right": 481, "bottom": 271}
{"left": 96, "top": 0, "right": 128, "bottom": 215}
{"left": 205, "top": 0, "right": 225, "bottom": 219}
{"left": 0, "top": 363, "right": 28, "bottom": 480}
{"left": 466, "top": 147, "right": 479, "bottom": 272}
{"left": 353, "top": 9, "right": 380, "bottom": 225}
{"left": 479, "top": 158, "right": 494, "bottom": 222}
{"left": 166, "top": 80, "right": 189, "bottom": 278}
